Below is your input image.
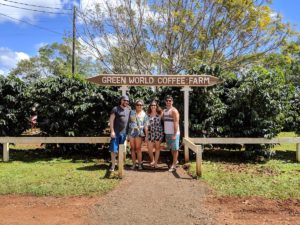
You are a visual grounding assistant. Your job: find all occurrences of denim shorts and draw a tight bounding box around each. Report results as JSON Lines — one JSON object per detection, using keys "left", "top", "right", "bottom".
{"left": 109, "top": 133, "right": 127, "bottom": 153}
{"left": 165, "top": 134, "right": 180, "bottom": 151}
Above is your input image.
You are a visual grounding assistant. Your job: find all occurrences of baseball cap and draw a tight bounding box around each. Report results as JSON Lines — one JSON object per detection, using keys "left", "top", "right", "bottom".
{"left": 120, "top": 95, "right": 129, "bottom": 101}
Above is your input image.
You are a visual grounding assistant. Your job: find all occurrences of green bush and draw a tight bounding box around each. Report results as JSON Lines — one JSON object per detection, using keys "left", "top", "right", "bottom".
{"left": 293, "top": 87, "right": 300, "bottom": 135}
{"left": 30, "top": 76, "right": 119, "bottom": 136}
{"left": 223, "top": 67, "right": 289, "bottom": 138}
{"left": 0, "top": 75, "right": 30, "bottom": 136}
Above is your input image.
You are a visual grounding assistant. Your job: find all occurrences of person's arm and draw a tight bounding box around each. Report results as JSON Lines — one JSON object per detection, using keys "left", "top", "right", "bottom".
{"left": 109, "top": 113, "right": 116, "bottom": 138}
{"left": 144, "top": 114, "right": 149, "bottom": 142}
{"left": 172, "top": 109, "right": 179, "bottom": 139}
{"left": 126, "top": 109, "right": 131, "bottom": 136}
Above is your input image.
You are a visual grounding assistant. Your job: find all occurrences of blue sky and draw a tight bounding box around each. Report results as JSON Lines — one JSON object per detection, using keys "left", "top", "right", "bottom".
{"left": 0, "top": 0, "right": 299, "bottom": 75}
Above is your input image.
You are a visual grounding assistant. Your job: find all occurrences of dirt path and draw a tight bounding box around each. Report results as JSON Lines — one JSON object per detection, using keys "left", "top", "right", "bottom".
{"left": 86, "top": 164, "right": 215, "bottom": 225}
{"left": 1, "top": 163, "right": 300, "bottom": 225}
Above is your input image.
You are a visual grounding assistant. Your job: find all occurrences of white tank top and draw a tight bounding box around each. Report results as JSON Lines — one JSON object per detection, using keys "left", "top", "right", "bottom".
{"left": 163, "top": 108, "right": 180, "bottom": 135}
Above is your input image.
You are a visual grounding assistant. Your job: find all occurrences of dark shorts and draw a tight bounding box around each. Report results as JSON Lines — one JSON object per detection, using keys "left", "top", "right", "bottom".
{"left": 165, "top": 134, "right": 180, "bottom": 151}
{"left": 109, "top": 133, "right": 127, "bottom": 153}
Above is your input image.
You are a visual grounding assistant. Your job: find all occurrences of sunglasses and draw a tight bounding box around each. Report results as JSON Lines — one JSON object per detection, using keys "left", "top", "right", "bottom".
{"left": 165, "top": 100, "right": 172, "bottom": 102}
{"left": 136, "top": 104, "right": 143, "bottom": 106}
{"left": 123, "top": 100, "right": 129, "bottom": 102}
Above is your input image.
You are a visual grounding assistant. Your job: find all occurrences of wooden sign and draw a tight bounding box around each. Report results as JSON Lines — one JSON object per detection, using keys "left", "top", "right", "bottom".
{"left": 87, "top": 74, "right": 222, "bottom": 87}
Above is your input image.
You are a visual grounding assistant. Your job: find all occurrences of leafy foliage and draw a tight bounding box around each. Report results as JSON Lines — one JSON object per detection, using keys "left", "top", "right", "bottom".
{"left": 0, "top": 75, "right": 30, "bottom": 136}
{"left": 222, "top": 67, "right": 290, "bottom": 139}
{"left": 9, "top": 39, "right": 103, "bottom": 83}
{"left": 79, "top": 0, "right": 292, "bottom": 74}
{"left": 293, "top": 88, "right": 300, "bottom": 135}
{"left": 128, "top": 86, "right": 156, "bottom": 107}
{"left": 30, "top": 76, "right": 119, "bottom": 136}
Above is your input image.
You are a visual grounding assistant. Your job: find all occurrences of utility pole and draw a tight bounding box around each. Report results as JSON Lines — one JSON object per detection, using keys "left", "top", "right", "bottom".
{"left": 72, "top": 6, "right": 76, "bottom": 76}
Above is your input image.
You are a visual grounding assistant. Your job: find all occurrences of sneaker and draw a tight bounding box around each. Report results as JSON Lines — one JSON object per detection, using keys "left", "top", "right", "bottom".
{"left": 138, "top": 164, "right": 143, "bottom": 170}
{"left": 130, "top": 164, "right": 136, "bottom": 170}
{"left": 168, "top": 166, "right": 176, "bottom": 172}
{"left": 109, "top": 167, "right": 115, "bottom": 172}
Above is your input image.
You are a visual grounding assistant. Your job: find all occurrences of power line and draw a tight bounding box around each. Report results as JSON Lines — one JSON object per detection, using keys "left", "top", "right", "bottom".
{"left": 0, "top": 12, "right": 63, "bottom": 35}
{"left": 0, "top": 2, "right": 71, "bottom": 15}
{"left": 1, "top": 0, "right": 72, "bottom": 10}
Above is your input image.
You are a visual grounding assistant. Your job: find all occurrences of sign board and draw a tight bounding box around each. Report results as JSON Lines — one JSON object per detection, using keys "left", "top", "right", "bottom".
{"left": 87, "top": 74, "right": 222, "bottom": 87}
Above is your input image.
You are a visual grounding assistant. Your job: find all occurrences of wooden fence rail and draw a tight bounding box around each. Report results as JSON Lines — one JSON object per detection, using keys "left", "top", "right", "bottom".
{"left": 183, "top": 137, "right": 300, "bottom": 177}
{"left": 0, "top": 137, "right": 127, "bottom": 178}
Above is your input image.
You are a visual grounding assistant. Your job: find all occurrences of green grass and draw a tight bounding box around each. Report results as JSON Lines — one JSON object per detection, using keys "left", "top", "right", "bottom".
{"left": 190, "top": 132, "right": 300, "bottom": 199}
{"left": 271, "top": 131, "right": 298, "bottom": 152}
{"left": 191, "top": 160, "right": 300, "bottom": 199}
{"left": 0, "top": 158, "right": 119, "bottom": 196}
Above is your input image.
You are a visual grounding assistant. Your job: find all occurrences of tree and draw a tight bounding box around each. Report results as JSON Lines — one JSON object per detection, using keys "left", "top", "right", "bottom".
{"left": 78, "top": 0, "right": 292, "bottom": 74}
{"left": 9, "top": 39, "right": 103, "bottom": 83}
{"left": 263, "top": 39, "right": 300, "bottom": 87}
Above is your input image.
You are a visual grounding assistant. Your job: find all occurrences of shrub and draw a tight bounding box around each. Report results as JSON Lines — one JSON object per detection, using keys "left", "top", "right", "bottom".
{"left": 30, "top": 76, "right": 119, "bottom": 136}
{"left": 0, "top": 75, "right": 30, "bottom": 136}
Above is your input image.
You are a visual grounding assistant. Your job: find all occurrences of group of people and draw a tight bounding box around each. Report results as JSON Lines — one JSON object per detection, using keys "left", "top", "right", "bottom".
{"left": 109, "top": 95, "right": 180, "bottom": 172}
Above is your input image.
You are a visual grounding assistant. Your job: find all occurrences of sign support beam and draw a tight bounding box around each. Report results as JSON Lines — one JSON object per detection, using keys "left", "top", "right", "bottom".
{"left": 118, "top": 86, "right": 129, "bottom": 96}
{"left": 181, "top": 86, "right": 192, "bottom": 138}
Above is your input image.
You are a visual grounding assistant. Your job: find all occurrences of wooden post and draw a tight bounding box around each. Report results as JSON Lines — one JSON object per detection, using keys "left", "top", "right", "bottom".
{"left": 123, "top": 140, "right": 127, "bottom": 163}
{"left": 196, "top": 145, "right": 202, "bottom": 177}
{"left": 118, "top": 144, "right": 125, "bottom": 178}
{"left": 180, "top": 86, "right": 192, "bottom": 139}
{"left": 119, "top": 86, "right": 129, "bottom": 96}
{"left": 184, "top": 145, "right": 189, "bottom": 163}
{"left": 3, "top": 143, "right": 9, "bottom": 162}
{"left": 297, "top": 143, "right": 300, "bottom": 162}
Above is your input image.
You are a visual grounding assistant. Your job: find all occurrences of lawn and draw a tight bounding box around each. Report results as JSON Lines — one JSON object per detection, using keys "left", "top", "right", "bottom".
{"left": 0, "top": 146, "right": 119, "bottom": 196}
{"left": 190, "top": 132, "right": 300, "bottom": 199}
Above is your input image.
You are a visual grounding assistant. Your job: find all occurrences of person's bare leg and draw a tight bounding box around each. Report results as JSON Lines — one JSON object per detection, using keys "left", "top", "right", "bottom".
{"left": 130, "top": 137, "right": 136, "bottom": 167}
{"left": 148, "top": 141, "right": 155, "bottom": 165}
{"left": 154, "top": 141, "right": 161, "bottom": 166}
{"left": 110, "top": 152, "right": 116, "bottom": 169}
{"left": 172, "top": 150, "right": 179, "bottom": 168}
{"left": 135, "top": 137, "right": 143, "bottom": 166}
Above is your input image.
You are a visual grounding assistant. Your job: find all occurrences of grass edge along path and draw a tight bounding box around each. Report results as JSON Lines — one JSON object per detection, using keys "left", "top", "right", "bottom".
{"left": 0, "top": 159, "right": 119, "bottom": 196}
{"left": 190, "top": 132, "right": 300, "bottom": 200}
{"left": 190, "top": 160, "right": 300, "bottom": 199}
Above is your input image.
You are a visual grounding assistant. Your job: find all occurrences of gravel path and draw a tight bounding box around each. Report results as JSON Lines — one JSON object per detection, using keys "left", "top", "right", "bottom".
{"left": 86, "top": 164, "right": 216, "bottom": 225}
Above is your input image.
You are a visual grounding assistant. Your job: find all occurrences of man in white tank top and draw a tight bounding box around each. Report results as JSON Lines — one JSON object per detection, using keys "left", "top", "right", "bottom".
{"left": 163, "top": 95, "right": 180, "bottom": 172}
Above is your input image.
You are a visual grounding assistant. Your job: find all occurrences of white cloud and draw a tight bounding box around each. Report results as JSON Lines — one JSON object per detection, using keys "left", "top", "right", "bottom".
{"left": 78, "top": 34, "right": 118, "bottom": 59}
{"left": 35, "top": 42, "right": 48, "bottom": 50}
{"left": 0, "top": 47, "right": 30, "bottom": 74}
{"left": 79, "top": 0, "right": 156, "bottom": 22}
{"left": 0, "top": 0, "right": 73, "bottom": 23}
